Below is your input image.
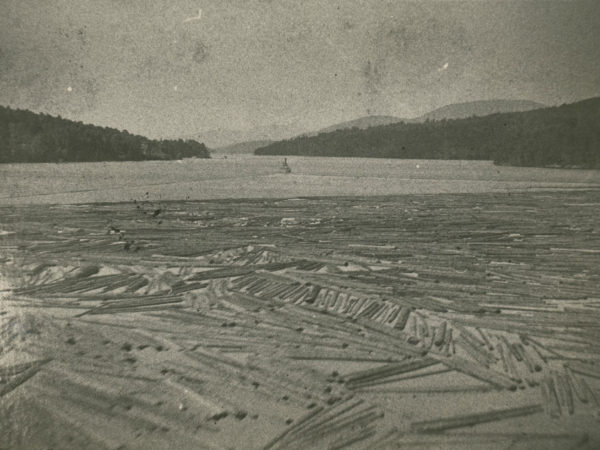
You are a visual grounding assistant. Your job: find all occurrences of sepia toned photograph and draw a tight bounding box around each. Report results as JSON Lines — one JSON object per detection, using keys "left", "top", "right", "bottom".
{"left": 1, "top": 1, "right": 599, "bottom": 448}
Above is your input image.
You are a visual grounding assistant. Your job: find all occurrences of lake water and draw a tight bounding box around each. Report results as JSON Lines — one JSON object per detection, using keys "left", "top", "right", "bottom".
{"left": 1, "top": 156, "right": 599, "bottom": 205}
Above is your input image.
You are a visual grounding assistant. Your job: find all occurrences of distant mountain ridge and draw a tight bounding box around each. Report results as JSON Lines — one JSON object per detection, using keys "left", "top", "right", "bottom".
{"left": 187, "top": 99, "right": 545, "bottom": 152}
{"left": 207, "top": 117, "right": 404, "bottom": 153}
{"left": 306, "top": 115, "right": 403, "bottom": 136}
{"left": 307, "top": 100, "right": 545, "bottom": 137}
{"left": 255, "top": 97, "right": 600, "bottom": 169}
{"left": 417, "top": 100, "right": 546, "bottom": 122}
{"left": 185, "top": 124, "right": 304, "bottom": 149}
{"left": 211, "top": 139, "right": 274, "bottom": 155}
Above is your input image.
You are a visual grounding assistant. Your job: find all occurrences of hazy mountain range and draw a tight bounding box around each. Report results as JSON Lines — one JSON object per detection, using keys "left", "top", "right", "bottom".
{"left": 209, "top": 99, "right": 545, "bottom": 153}
{"left": 184, "top": 124, "right": 303, "bottom": 150}
{"left": 418, "top": 100, "right": 545, "bottom": 122}
{"left": 212, "top": 140, "right": 275, "bottom": 155}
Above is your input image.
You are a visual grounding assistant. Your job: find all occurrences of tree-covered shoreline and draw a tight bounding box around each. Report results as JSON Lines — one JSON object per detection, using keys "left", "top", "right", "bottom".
{"left": 0, "top": 106, "right": 210, "bottom": 163}
{"left": 256, "top": 97, "right": 600, "bottom": 169}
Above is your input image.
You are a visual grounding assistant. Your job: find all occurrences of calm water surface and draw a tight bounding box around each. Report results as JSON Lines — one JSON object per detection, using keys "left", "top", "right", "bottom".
{"left": 1, "top": 156, "right": 599, "bottom": 205}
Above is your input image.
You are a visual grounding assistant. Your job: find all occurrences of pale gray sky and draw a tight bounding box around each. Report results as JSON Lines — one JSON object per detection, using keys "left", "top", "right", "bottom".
{"left": 1, "top": 0, "right": 599, "bottom": 138}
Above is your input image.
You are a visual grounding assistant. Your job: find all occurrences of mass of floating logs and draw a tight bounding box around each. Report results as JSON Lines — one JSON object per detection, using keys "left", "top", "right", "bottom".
{"left": 262, "top": 397, "right": 382, "bottom": 450}
{"left": 2, "top": 190, "right": 599, "bottom": 448}
{"left": 372, "top": 431, "right": 591, "bottom": 449}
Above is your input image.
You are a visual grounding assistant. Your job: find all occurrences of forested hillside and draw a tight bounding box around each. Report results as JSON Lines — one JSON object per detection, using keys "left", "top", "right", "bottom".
{"left": 0, "top": 107, "right": 209, "bottom": 163}
{"left": 256, "top": 98, "right": 600, "bottom": 169}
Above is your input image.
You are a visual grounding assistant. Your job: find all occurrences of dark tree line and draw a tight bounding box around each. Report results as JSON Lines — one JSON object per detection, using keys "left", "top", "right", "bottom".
{"left": 0, "top": 106, "right": 210, "bottom": 163}
{"left": 256, "top": 97, "right": 600, "bottom": 169}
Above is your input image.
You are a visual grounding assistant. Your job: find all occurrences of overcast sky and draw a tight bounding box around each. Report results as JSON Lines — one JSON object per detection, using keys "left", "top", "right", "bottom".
{"left": 1, "top": 0, "right": 599, "bottom": 138}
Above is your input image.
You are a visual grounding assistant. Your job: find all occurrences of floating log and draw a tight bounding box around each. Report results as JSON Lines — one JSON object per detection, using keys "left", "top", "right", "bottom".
{"left": 323, "top": 290, "right": 338, "bottom": 309}
{"left": 528, "top": 341, "right": 549, "bottom": 364}
{"left": 457, "top": 338, "right": 490, "bottom": 368}
{"left": 455, "top": 324, "right": 486, "bottom": 349}
{"left": 79, "top": 295, "right": 184, "bottom": 316}
{"left": 408, "top": 313, "right": 419, "bottom": 343}
{"left": 434, "top": 321, "right": 447, "bottom": 347}
{"left": 338, "top": 294, "right": 356, "bottom": 314}
{"left": 476, "top": 327, "right": 494, "bottom": 351}
{"left": 410, "top": 404, "right": 543, "bottom": 433}
{"left": 498, "top": 341, "right": 509, "bottom": 374}
{"left": 299, "top": 285, "right": 320, "bottom": 304}
{"left": 349, "top": 297, "right": 367, "bottom": 316}
{"left": 278, "top": 398, "right": 365, "bottom": 446}
{"left": 437, "top": 355, "right": 517, "bottom": 390}
{"left": 260, "top": 282, "right": 292, "bottom": 298}
{"left": 385, "top": 305, "right": 401, "bottom": 325}
{"left": 334, "top": 292, "right": 349, "bottom": 313}
{"left": 442, "top": 328, "right": 453, "bottom": 356}
{"left": 541, "top": 377, "right": 562, "bottom": 418}
{"left": 579, "top": 377, "right": 600, "bottom": 409}
{"left": 327, "top": 426, "right": 377, "bottom": 450}
{"left": 501, "top": 342, "right": 522, "bottom": 383}
{"left": 394, "top": 307, "right": 411, "bottom": 330}
{"left": 423, "top": 329, "right": 436, "bottom": 353}
{"left": 526, "top": 337, "right": 564, "bottom": 360}
{"left": 345, "top": 358, "right": 436, "bottom": 388}
{"left": 371, "top": 303, "right": 390, "bottom": 322}
{"left": 0, "top": 359, "right": 52, "bottom": 398}
{"left": 559, "top": 373, "right": 574, "bottom": 415}
{"left": 567, "top": 361, "right": 600, "bottom": 380}
{"left": 564, "top": 365, "right": 589, "bottom": 404}
{"left": 520, "top": 344, "right": 543, "bottom": 372}
{"left": 262, "top": 406, "right": 325, "bottom": 450}
{"left": 416, "top": 312, "right": 430, "bottom": 337}
{"left": 510, "top": 343, "right": 524, "bottom": 362}
{"left": 295, "top": 405, "right": 379, "bottom": 443}
{"left": 289, "top": 286, "right": 311, "bottom": 304}
{"left": 357, "top": 301, "right": 380, "bottom": 319}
